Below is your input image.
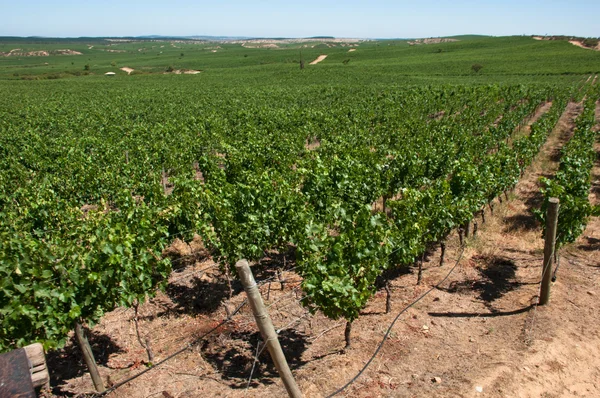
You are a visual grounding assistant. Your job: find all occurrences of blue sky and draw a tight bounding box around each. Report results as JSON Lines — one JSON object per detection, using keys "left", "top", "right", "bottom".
{"left": 1, "top": 1, "right": 598, "bottom": 38}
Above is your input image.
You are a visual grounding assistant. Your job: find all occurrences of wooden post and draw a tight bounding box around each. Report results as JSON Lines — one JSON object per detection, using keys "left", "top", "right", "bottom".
{"left": 384, "top": 282, "right": 392, "bottom": 313}
{"left": 464, "top": 220, "right": 471, "bottom": 238}
{"left": 75, "top": 323, "right": 105, "bottom": 392}
{"left": 235, "top": 260, "right": 302, "bottom": 398}
{"left": 539, "top": 198, "right": 559, "bottom": 305}
{"left": 161, "top": 167, "right": 167, "bottom": 194}
{"left": 23, "top": 344, "right": 49, "bottom": 388}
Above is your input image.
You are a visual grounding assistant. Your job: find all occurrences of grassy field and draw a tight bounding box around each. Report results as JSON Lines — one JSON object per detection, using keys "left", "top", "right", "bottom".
{"left": 1, "top": 35, "right": 599, "bottom": 86}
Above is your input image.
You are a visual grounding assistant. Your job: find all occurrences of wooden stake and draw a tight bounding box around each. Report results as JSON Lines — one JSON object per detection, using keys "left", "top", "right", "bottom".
{"left": 416, "top": 253, "right": 424, "bottom": 285}
{"left": 385, "top": 282, "right": 392, "bottom": 313}
{"left": 540, "top": 198, "right": 559, "bottom": 305}
{"left": 161, "top": 167, "right": 168, "bottom": 194}
{"left": 235, "top": 260, "right": 302, "bottom": 398}
{"left": 75, "top": 323, "right": 105, "bottom": 392}
{"left": 224, "top": 262, "right": 233, "bottom": 299}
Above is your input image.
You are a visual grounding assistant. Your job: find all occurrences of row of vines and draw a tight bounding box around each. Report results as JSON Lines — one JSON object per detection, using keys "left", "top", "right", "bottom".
{"left": 539, "top": 89, "right": 600, "bottom": 248}
{"left": 0, "top": 78, "right": 596, "bottom": 352}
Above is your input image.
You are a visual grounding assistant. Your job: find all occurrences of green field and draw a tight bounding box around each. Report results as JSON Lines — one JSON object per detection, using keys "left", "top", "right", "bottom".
{"left": 1, "top": 35, "right": 599, "bottom": 85}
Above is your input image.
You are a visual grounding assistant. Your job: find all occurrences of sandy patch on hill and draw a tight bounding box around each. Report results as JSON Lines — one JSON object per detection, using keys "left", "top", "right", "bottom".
{"left": 348, "top": 48, "right": 356, "bottom": 52}
{"left": 309, "top": 54, "right": 328, "bottom": 65}
{"left": 0, "top": 49, "right": 81, "bottom": 57}
{"left": 532, "top": 36, "right": 543, "bottom": 40}
{"left": 568, "top": 40, "right": 600, "bottom": 51}
{"left": 242, "top": 43, "right": 279, "bottom": 49}
{"left": 408, "top": 38, "right": 458, "bottom": 46}
{"left": 120, "top": 67, "right": 134, "bottom": 75}
{"left": 164, "top": 69, "right": 202, "bottom": 75}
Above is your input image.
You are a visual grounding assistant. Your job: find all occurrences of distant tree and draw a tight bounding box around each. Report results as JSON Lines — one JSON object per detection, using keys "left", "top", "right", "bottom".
{"left": 471, "top": 63, "right": 483, "bottom": 73}
{"left": 180, "top": 53, "right": 184, "bottom": 57}
{"left": 166, "top": 65, "right": 174, "bottom": 72}
{"left": 111, "top": 61, "right": 116, "bottom": 67}
{"left": 84, "top": 64, "right": 90, "bottom": 71}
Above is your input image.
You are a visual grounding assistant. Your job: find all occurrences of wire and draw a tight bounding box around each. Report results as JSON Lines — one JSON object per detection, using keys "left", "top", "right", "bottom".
{"left": 246, "top": 339, "right": 268, "bottom": 390}
{"left": 94, "top": 299, "right": 248, "bottom": 397}
{"left": 325, "top": 245, "right": 466, "bottom": 398}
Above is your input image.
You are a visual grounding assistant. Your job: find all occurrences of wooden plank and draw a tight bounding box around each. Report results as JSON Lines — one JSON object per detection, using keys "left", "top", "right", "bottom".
{"left": 23, "top": 343, "right": 49, "bottom": 388}
{"left": 23, "top": 343, "right": 45, "bottom": 367}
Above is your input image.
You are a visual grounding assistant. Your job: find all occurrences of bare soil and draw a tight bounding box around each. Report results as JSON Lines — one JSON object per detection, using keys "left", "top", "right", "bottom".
{"left": 309, "top": 55, "right": 328, "bottom": 65}
{"left": 120, "top": 67, "right": 134, "bottom": 75}
{"left": 46, "top": 101, "right": 600, "bottom": 398}
{"left": 568, "top": 41, "right": 600, "bottom": 51}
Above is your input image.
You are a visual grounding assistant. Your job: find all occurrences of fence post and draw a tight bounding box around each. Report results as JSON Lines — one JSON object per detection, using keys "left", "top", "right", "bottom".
{"left": 75, "top": 323, "right": 105, "bottom": 392}
{"left": 235, "top": 260, "right": 303, "bottom": 398}
{"left": 539, "top": 198, "right": 559, "bottom": 305}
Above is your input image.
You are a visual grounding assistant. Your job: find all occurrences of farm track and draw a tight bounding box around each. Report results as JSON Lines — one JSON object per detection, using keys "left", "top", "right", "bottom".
{"left": 46, "top": 102, "right": 600, "bottom": 398}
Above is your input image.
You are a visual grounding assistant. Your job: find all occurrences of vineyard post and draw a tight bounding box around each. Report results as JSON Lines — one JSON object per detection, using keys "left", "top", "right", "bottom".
{"left": 74, "top": 323, "right": 105, "bottom": 392}
{"left": 540, "top": 198, "right": 559, "bottom": 305}
{"left": 161, "top": 167, "right": 167, "bottom": 194}
{"left": 235, "top": 260, "right": 302, "bottom": 398}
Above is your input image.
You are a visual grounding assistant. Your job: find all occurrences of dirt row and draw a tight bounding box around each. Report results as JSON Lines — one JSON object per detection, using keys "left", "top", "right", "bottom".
{"left": 48, "top": 100, "right": 599, "bottom": 398}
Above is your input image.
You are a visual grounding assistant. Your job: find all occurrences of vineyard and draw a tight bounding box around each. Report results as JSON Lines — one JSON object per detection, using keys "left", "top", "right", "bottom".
{"left": 1, "top": 35, "right": 600, "bottom": 397}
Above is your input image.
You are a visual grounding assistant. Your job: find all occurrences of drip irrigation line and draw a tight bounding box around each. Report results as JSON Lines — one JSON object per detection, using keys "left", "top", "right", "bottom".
{"left": 326, "top": 245, "right": 466, "bottom": 398}
{"left": 93, "top": 299, "right": 248, "bottom": 397}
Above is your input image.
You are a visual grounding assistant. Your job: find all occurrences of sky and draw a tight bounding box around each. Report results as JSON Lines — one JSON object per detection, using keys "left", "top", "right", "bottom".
{"left": 1, "top": 0, "right": 598, "bottom": 39}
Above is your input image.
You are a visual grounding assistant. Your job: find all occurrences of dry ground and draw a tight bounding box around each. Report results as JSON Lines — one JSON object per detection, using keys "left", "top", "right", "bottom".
{"left": 309, "top": 55, "right": 328, "bottom": 65}
{"left": 46, "top": 100, "right": 600, "bottom": 398}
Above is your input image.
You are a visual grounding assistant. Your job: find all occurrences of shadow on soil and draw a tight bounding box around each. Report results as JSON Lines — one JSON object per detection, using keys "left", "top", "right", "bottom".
{"left": 577, "top": 236, "right": 600, "bottom": 253}
{"left": 503, "top": 183, "right": 552, "bottom": 233}
{"left": 201, "top": 329, "right": 308, "bottom": 389}
{"left": 437, "top": 255, "right": 531, "bottom": 312}
{"left": 165, "top": 274, "right": 243, "bottom": 316}
{"left": 46, "top": 328, "right": 124, "bottom": 396}
{"left": 429, "top": 304, "right": 534, "bottom": 318}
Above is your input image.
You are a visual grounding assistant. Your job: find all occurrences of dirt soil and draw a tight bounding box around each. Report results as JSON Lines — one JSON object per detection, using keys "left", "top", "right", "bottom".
{"left": 46, "top": 101, "right": 600, "bottom": 398}
{"left": 120, "top": 67, "right": 134, "bottom": 75}
{"left": 568, "top": 41, "right": 600, "bottom": 51}
{"left": 309, "top": 55, "right": 328, "bottom": 65}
